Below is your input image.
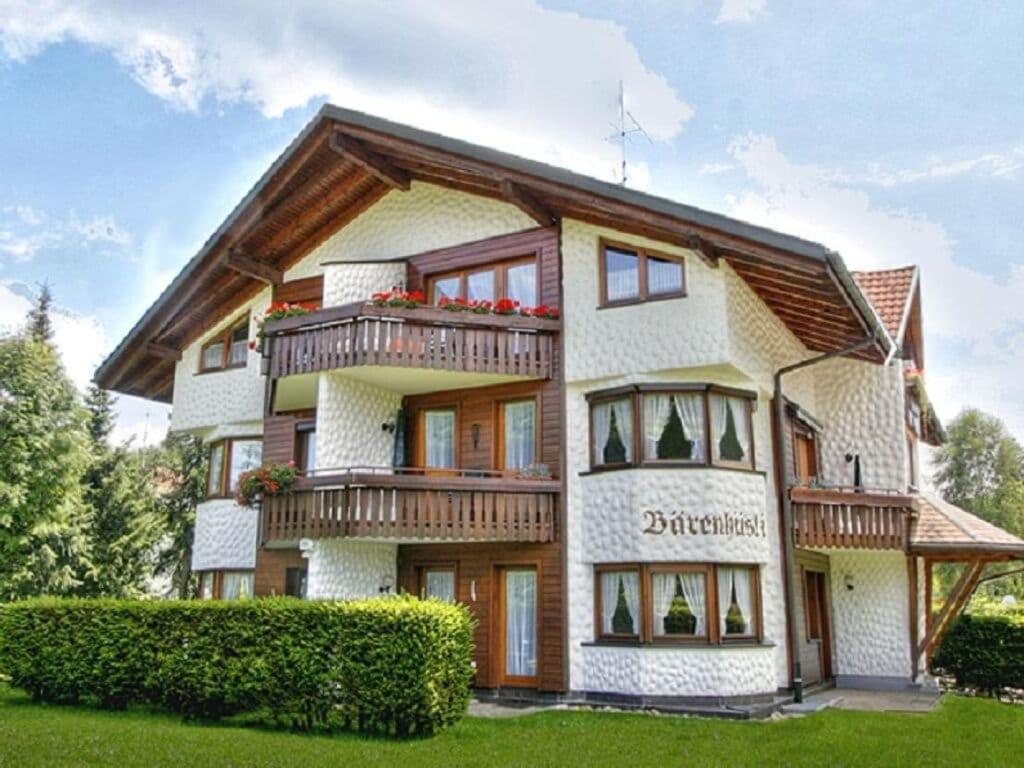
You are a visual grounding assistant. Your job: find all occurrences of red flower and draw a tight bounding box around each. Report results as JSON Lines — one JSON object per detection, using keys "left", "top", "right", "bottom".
{"left": 247, "top": 340, "right": 257, "bottom": 350}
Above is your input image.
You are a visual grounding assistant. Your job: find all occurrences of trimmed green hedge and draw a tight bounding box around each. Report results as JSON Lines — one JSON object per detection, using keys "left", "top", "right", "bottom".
{"left": 931, "top": 607, "right": 1024, "bottom": 693}
{"left": 0, "top": 597, "right": 475, "bottom": 737}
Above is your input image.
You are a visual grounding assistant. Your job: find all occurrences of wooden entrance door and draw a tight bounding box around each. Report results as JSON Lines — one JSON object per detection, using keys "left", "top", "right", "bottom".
{"left": 496, "top": 567, "right": 539, "bottom": 687}
{"left": 801, "top": 567, "right": 833, "bottom": 684}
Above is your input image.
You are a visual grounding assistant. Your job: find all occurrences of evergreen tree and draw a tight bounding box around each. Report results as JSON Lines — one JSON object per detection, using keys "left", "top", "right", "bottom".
{"left": 663, "top": 577, "right": 697, "bottom": 634}
{"left": 611, "top": 576, "right": 635, "bottom": 634}
{"left": 604, "top": 408, "right": 628, "bottom": 464}
{"left": 718, "top": 404, "right": 745, "bottom": 462}
{"left": 152, "top": 431, "right": 207, "bottom": 599}
{"left": 0, "top": 330, "right": 92, "bottom": 599}
{"left": 79, "top": 385, "right": 163, "bottom": 598}
{"left": 27, "top": 283, "right": 55, "bottom": 344}
{"left": 657, "top": 399, "right": 693, "bottom": 460}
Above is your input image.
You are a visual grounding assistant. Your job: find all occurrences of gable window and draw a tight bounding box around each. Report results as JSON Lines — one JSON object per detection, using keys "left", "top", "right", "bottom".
{"left": 428, "top": 258, "right": 538, "bottom": 307}
{"left": 591, "top": 397, "right": 634, "bottom": 468}
{"left": 710, "top": 394, "right": 753, "bottom": 469}
{"left": 599, "top": 241, "right": 685, "bottom": 307}
{"left": 206, "top": 437, "right": 263, "bottom": 498}
{"left": 200, "top": 316, "right": 250, "bottom": 372}
{"left": 595, "top": 566, "right": 641, "bottom": 641}
{"left": 642, "top": 392, "right": 707, "bottom": 463}
{"left": 499, "top": 399, "right": 536, "bottom": 470}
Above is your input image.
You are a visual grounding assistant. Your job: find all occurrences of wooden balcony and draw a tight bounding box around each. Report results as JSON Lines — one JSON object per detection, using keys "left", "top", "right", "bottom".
{"left": 790, "top": 486, "right": 913, "bottom": 551}
{"left": 262, "top": 303, "right": 559, "bottom": 381}
{"left": 261, "top": 468, "right": 559, "bottom": 544}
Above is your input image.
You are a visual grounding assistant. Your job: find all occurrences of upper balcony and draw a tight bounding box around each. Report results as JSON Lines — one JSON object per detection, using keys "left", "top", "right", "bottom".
{"left": 261, "top": 467, "right": 559, "bottom": 545}
{"left": 261, "top": 302, "right": 559, "bottom": 386}
{"left": 789, "top": 485, "right": 913, "bottom": 551}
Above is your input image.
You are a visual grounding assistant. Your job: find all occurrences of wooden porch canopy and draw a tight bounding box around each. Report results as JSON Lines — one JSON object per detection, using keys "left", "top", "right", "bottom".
{"left": 96, "top": 104, "right": 892, "bottom": 402}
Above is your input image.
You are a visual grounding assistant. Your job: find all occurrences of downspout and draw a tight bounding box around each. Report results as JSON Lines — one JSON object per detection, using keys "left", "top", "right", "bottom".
{"left": 774, "top": 336, "right": 878, "bottom": 703}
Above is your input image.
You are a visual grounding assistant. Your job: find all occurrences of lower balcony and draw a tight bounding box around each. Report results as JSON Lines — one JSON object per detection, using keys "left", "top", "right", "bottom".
{"left": 262, "top": 468, "right": 559, "bottom": 544}
{"left": 789, "top": 486, "right": 913, "bottom": 551}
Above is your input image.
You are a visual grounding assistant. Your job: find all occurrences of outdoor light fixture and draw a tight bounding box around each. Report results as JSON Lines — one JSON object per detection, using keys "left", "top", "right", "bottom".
{"left": 470, "top": 579, "right": 477, "bottom": 602}
{"left": 471, "top": 423, "right": 481, "bottom": 449}
{"left": 381, "top": 421, "right": 396, "bottom": 433}
{"left": 844, "top": 574, "right": 855, "bottom": 592}
{"left": 379, "top": 573, "right": 394, "bottom": 594}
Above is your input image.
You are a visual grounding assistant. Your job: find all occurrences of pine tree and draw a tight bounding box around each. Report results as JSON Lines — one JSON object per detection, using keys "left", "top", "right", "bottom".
{"left": 27, "top": 283, "right": 55, "bottom": 344}
{"left": 663, "top": 577, "right": 697, "bottom": 634}
{"left": 657, "top": 399, "right": 693, "bottom": 460}
{"left": 604, "top": 408, "right": 628, "bottom": 464}
{"left": 0, "top": 329, "right": 92, "bottom": 599}
{"left": 718, "top": 403, "right": 745, "bottom": 462}
{"left": 611, "top": 576, "right": 634, "bottom": 634}
{"left": 152, "top": 431, "right": 207, "bottom": 598}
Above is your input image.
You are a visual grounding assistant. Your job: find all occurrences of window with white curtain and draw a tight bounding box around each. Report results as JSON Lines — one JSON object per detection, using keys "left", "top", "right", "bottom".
{"left": 228, "top": 440, "right": 263, "bottom": 491}
{"left": 423, "top": 409, "right": 456, "bottom": 469}
{"left": 711, "top": 394, "right": 753, "bottom": 467}
{"left": 466, "top": 270, "right": 495, "bottom": 301}
{"left": 647, "top": 255, "right": 683, "bottom": 296}
{"left": 221, "top": 571, "right": 254, "bottom": 600}
{"left": 592, "top": 397, "right": 633, "bottom": 466}
{"left": 717, "top": 567, "right": 756, "bottom": 637}
{"left": 424, "top": 568, "right": 456, "bottom": 603}
{"left": 642, "top": 392, "right": 706, "bottom": 462}
{"left": 200, "top": 571, "right": 215, "bottom": 600}
{"left": 604, "top": 246, "right": 640, "bottom": 303}
{"left": 502, "top": 400, "right": 536, "bottom": 470}
{"left": 600, "top": 242, "right": 686, "bottom": 306}
{"left": 207, "top": 442, "right": 225, "bottom": 497}
{"left": 505, "top": 262, "right": 537, "bottom": 307}
{"left": 651, "top": 570, "right": 707, "bottom": 638}
{"left": 598, "top": 569, "right": 641, "bottom": 638}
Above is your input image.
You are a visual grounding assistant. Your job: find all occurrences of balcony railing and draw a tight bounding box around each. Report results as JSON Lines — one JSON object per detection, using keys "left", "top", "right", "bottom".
{"left": 262, "top": 303, "right": 559, "bottom": 380}
{"left": 261, "top": 467, "right": 559, "bottom": 544}
{"left": 790, "top": 486, "right": 913, "bottom": 550}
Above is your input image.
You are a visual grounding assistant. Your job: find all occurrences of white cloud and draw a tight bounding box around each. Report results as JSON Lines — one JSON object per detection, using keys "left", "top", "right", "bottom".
{"left": 716, "top": 0, "right": 767, "bottom": 24}
{"left": 722, "top": 133, "right": 1024, "bottom": 439}
{"left": 698, "top": 162, "right": 735, "bottom": 175}
{"left": 0, "top": 205, "right": 133, "bottom": 261}
{"left": 69, "top": 212, "right": 132, "bottom": 247}
{"left": 0, "top": 0, "right": 693, "bottom": 183}
{"left": 821, "top": 146, "right": 1024, "bottom": 188}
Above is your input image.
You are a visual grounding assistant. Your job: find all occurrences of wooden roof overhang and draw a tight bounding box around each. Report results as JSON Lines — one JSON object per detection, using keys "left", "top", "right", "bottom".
{"left": 96, "top": 105, "right": 892, "bottom": 403}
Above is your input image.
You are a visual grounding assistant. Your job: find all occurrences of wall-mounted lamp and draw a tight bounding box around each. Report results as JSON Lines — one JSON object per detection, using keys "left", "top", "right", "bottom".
{"left": 379, "top": 573, "right": 394, "bottom": 594}
{"left": 381, "top": 421, "right": 396, "bottom": 434}
{"left": 844, "top": 574, "right": 855, "bottom": 592}
{"left": 470, "top": 579, "right": 477, "bottom": 602}
{"left": 471, "top": 423, "right": 481, "bottom": 450}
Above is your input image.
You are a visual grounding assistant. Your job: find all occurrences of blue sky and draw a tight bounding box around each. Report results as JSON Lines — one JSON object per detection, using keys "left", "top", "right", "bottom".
{"left": 1, "top": 0, "right": 1022, "bottom": 445}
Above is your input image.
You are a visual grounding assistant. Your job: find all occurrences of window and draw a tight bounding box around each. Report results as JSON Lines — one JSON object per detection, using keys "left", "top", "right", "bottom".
{"left": 428, "top": 258, "right": 539, "bottom": 307}
{"left": 588, "top": 385, "right": 754, "bottom": 472}
{"left": 421, "top": 567, "right": 456, "bottom": 602}
{"left": 198, "top": 570, "right": 254, "bottom": 600}
{"left": 710, "top": 394, "right": 753, "bottom": 468}
{"left": 591, "top": 397, "right": 634, "bottom": 468}
{"left": 499, "top": 399, "right": 536, "bottom": 470}
{"left": 206, "top": 437, "right": 263, "bottom": 498}
{"left": 595, "top": 567, "right": 641, "bottom": 640}
{"left": 594, "top": 564, "right": 761, "bottom": 644}
{"left": 297, "top": 424, "right": 316, "bottom": 473}
{"left": 422, "top": 408, "right": 456, "bottom": 469}
{"left": 285, "top": 567, "right": 308, "bottom": 599}
{"left": 199, "top": 316, "right": 250, "bottom": 372}
{"left": 599, "top": 241, "right": 685, "bottom": 307}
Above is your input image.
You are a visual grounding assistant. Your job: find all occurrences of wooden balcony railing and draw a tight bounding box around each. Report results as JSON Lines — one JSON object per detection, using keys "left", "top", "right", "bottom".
{"left": 262, "top": 303, "right": 559, "bottom": 380}
{"left": 262, "top": 468, "right": 559, "bottom": 544}
{"left": 790, "top": 486, "right": 913, "bottom": 551}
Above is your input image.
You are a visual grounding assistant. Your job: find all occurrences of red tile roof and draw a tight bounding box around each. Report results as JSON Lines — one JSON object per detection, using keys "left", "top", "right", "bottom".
{"left": 853, "top": 266, "right": 917, "bottom": 342}
{"left": 911, "top": 494, "right": 1024, "bottom": 555}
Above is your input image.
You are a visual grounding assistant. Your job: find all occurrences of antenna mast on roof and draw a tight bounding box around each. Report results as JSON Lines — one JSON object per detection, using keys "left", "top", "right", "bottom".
{"left": 607, "top": 80, "right": 652, "bottom": 186}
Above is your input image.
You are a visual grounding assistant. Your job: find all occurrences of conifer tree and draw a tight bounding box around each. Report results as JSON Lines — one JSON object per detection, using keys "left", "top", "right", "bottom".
{"left": 27, "top": 282, "right": 55, "bottom": 344}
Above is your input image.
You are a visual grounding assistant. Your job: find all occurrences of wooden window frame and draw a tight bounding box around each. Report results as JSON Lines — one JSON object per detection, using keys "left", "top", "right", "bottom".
{"left": 427, "top": 256, "right": 539, "bottom": 306}
{"left": 593, "top": 564, "right": 645, "bottom": 643}
{"left": 413, "top": 405, "right": 460, "bottom": 472}
{"left": 494, "top": 396, "right": 540, "bottom": 472}
{"left": 593, "top": 563, "right": 763, "bottom": 646}
{"left": 586, "top": 384, "right": 756, "bottom": 473}
{"left": 295, "top": 419, "right": 316, "bottom": 475}
{"left": 198, "top": 569, "right": 255, "bottom": 600}
{"left": 199, "top": 314, "right": 250, "bottom": 373}
{"left": 285, "top": 566, "right": 308, "bottom": 599}
{"left": 416, "top": 562, "right": 459, "bottom": 601}
{"left": 598, "top": 239, "right": 686, "bottom": 308}
{"left": 205, "top": 436, "right": 262, "bottom": 499}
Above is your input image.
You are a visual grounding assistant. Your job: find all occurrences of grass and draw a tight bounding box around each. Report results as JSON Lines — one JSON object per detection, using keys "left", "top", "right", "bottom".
{"left": 1, "top": 685, "right": 1022, "bottom": 768}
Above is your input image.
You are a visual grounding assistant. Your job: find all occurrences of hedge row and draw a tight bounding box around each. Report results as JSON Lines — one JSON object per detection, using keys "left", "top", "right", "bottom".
{"left": 0, "top": 597, "right": 475, "bottom": 737}
{"left": 931, "top": 607, "right": 1024, "bottom": 693}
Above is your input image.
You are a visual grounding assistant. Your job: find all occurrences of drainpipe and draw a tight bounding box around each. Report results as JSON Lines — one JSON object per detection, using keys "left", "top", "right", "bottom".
{"left": 774, "top": 336, "right": 877, "bottom": 703}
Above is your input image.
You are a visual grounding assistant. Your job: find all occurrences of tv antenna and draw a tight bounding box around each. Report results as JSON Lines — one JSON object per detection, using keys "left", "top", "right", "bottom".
{"left": 607, "top": 80, "right": 652, "bottom": 186}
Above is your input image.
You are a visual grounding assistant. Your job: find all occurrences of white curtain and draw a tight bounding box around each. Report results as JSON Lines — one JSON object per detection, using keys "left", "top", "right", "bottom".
{"left": 717, "top": 567, "right": 735, "bottom": 636}
{"left": 679, "top": 572, "right": 707, "bottom": 636}
{"left": 222, "top": 572, "right": 253, "bottom": 600}
{"left": 593, "top": 403, "right": 612, "bottom": 465}
{"left": 200, "top": 572, "right": 215, "bottom": 600}
{"left": 505, "top": 571, "right": 537, "bottom": 677}
{"left": 229, "top": 440, "right": 263, "bottom": 492}
{"left": 712, "top": 395, "right": 750, "bottom": 463}
{"left": 425, "top": 410, "right": 455, "bottom": 468}
{"left": 425, "top": 570, "right": 455, "bottom": 602}
{"left": 606, "top": 250, "right": 639, "bottom": 301}
{"left": 506, "top": 263, "right": 537, "bottom": 307}
{"left": 711, "top": 394, "right": 729, "bottom": 460}
{"left": 600, "top": 571, "right": 639, "bottom": 635}
{"left": 621, "top": 571, "right": 639, "bottom": 630}
{"left": 611, "top": 399, "right": 633, "bottom": 463}
{"left": 729, "top": 397, "right": 752, "bottom": 462}
{"left": 647, "top": 256, "right": 682, "bottom": 295}
{"left": 674, "top": 393, "right": 706, "bottom": 462}
{"left": 651, "top": 572, "right": 677, "bottom": 636}
{"left": 504, "top": 401, "right": 535, "bottom": 470}
{"left": 731, "top": 569, "right": 754, "bottom": 635}
{"left": 643, "top": 394, "right": 673, "bottom": 460}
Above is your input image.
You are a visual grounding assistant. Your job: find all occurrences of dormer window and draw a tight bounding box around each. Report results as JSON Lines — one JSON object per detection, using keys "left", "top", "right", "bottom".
{"left": 200, "top": 317, "right": 249, "bottom": 372}
{"left": 599, "top": 240, "right": 685, "bottom": 307}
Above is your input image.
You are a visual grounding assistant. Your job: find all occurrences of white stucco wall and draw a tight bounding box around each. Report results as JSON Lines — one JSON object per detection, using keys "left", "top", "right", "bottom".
{"left": 323, "top": 261, "right": 407, "bottom": 308}
{"left": 304, "top": 539, "right": 398, "bottom": 599}
{"left": 828, "top": 550, "right": 911, "bottom": 680}
{"left": 170, "top": 289, "right": 271, "bottom": 434}
{"left": 316, "top": 373, "right": 402, "bottom": 471}
{"left": 191, "top": 499, "right": 259, "bottom": 571}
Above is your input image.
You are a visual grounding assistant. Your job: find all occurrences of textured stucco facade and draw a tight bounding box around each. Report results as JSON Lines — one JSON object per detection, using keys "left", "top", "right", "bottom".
{"left": 191, "top": 499, "right": 259, "bottom": 571}
{"left": 304, "top": 539, "right": 398, "bottom": 600}
{"left": 323, "top": 261, "right": 407, "bottom": 308}
{"left": 315, "top": 373, "right": 402, "bottom": 472}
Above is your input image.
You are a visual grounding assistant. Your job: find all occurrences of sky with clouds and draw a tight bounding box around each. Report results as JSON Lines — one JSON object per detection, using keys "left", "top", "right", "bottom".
{"left": 1, "top": 0, "right": 1022, "bottom": 447}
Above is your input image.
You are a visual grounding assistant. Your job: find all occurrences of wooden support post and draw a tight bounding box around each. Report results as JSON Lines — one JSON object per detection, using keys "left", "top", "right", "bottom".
{"left": 924, "top": 558, "right": 933, "bottom": 635}
{"left": 917, "top": 558, "right": 984, "bottom": 663}
{"left": 907, "top": 555, "right": 919, "bottom": 681}
{"left": 221, "top": 250, "right": 283, "bottom": 285}
{"left": 329, "top": 131, "right": 411, "bottom": 190}
{"left": 500, "top": 180, "right": 557, "bottom": 226}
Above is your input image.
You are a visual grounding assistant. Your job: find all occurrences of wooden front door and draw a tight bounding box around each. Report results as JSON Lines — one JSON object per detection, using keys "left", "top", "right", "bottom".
{"left": 800, "top": 566, "right": 834, "bottom": 684}
{"left": 496, "top": 566, "right": 539, "bottom": 687}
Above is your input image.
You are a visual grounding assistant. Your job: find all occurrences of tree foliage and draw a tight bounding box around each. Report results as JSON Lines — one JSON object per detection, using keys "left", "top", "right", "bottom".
{"left": 151, "top": 432, "right": 207, "bottom": 599}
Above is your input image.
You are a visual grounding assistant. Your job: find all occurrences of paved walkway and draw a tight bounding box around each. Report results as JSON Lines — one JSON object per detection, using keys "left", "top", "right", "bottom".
{"left": 784, "top": 688, "right": 941, "bottom": 715}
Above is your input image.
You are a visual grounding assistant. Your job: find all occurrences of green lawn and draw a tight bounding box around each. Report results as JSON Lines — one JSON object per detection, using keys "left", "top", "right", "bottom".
{"left": 1, "top": 685, "right": 1021, "bottom": 768}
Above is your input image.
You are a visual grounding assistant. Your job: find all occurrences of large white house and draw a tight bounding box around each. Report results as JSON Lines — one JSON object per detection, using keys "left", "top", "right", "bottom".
{"left": 98, "top": 105, "right": 1024, "bottom": 710}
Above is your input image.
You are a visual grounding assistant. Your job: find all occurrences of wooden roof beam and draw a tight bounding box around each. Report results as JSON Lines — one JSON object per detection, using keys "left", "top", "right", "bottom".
{"left": 221, "top": 250, "right": 283, "bottom": 285}
{"left": 146, "top": 341, "right": 181, "bottom": 362}
{"left": 688, "top": 234, "right": 719, "bottom": 269}
{"left": 329, "top": 131, "right": 410, "bottom": 191}
{"left": 500, "top": 179, "right": 558, "bottom": 226}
